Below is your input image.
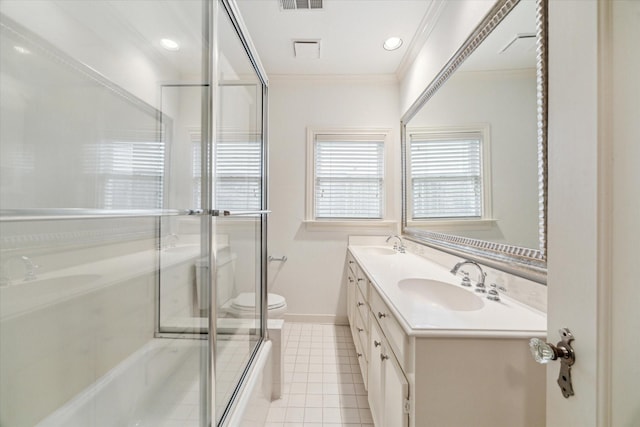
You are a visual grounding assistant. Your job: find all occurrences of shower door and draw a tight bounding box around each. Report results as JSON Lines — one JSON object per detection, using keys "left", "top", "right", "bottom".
{"left": 152, "top": 0, "right": 268, "bottom": 423}
{"left": 0, "top": 1, "right": 250, "bottom": 426}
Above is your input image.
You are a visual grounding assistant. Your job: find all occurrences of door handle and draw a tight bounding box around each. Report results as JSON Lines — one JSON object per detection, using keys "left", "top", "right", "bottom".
{"left": 529, "top": 328, "right": 575, "bottom": 398}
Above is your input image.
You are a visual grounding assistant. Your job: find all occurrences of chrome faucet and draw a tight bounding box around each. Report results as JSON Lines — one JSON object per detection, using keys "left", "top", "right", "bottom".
{"left": 21, "top": 256, "right": 39, "bottom": 281}
{"left": 385, "top": 235, "right": 405, "bottom": 253}
{"left": 450, "top": 260, "right": 486, "bottom": 293}
{"left": 0, "top": 255, "right": 39, "bottom": 286}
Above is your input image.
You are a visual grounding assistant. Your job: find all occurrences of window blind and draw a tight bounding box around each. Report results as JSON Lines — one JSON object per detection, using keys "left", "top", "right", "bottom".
{"left": 410, "top": 134, "right": 482, "bottom": 219}
{"left": 215, "top": 138, "right": 262, "bottom": 210}
{"left": 314, "top": 134, "right": 384, "bottom": 219}
{"left": 191, "top": 135, "right": 262, "bottom": 210}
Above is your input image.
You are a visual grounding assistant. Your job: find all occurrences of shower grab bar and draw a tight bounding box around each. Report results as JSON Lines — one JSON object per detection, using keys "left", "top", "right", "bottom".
{"left": 0, "top": 208, "right": 271, "bottom": 222}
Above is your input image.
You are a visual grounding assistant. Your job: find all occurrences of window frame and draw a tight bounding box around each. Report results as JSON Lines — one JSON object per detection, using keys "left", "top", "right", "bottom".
{"left": 406, "top": 124, "right": 494, "bottom": 229}
{"left": 305, "top": 127, "right": 395, "bottom": 231}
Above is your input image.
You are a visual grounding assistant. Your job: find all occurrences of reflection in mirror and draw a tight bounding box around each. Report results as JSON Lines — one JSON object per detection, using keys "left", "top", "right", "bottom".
{"left": 402, "top": 0, "right": 547, "bottom": 280}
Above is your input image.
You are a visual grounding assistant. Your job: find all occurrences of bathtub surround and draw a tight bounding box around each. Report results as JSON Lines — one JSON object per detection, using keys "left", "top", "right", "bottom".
{"left": 0, "top": 0, "right": 271, "bottom": 425}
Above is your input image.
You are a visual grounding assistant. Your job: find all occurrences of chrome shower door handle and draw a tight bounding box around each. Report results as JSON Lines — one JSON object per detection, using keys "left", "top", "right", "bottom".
{"left": 529, "top": 328, "right": 576, "bottom": 398}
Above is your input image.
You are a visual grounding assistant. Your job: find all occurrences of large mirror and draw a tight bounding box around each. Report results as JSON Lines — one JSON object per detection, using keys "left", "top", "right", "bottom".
{"left": 401, "top": 0, "right": 547, "bottom": 282}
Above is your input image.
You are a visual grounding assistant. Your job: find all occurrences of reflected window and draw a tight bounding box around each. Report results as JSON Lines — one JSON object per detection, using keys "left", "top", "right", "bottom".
{"left": 408, "top": 127, "right": 491, "bottom": 220}
{"left": 86, "top": 134, "right": 165, "bottom": 209}
{"left": 215, "top": 137, "right": 262, "bottom": 210}
{"left": 191, "top": 134, "right": 262, "bottom": 210}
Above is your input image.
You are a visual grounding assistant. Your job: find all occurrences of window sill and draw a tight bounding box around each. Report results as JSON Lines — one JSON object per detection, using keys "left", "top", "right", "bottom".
{"left": 303, "top": 220, "right": 398, "bottom": 232}
{"left": 406, "top": 218, "right": 497, "bottom": 231}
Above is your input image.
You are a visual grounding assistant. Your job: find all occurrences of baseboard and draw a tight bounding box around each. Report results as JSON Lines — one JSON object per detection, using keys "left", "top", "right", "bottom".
{"left": 284, "top": 313, "right": 349, "bottom": 325}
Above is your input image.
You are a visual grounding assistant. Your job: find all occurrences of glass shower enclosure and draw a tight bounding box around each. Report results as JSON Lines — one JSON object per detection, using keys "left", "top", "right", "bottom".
{"left": 0, "top": 1, "right": 268, "bottom": 426}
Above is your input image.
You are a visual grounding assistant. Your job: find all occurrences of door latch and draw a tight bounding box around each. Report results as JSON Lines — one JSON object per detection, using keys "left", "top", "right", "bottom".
{"left": 529, "top": 328, "right": 576, "bottom": 398}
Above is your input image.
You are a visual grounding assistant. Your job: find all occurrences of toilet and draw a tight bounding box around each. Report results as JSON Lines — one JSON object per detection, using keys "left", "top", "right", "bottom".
{"left": 225, "top": 292, "right": 287, "bottom": 319}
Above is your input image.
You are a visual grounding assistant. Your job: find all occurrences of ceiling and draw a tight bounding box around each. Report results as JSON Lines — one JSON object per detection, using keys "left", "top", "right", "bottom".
{"left": 235, "top": 0, "right": 434, "bottom": 76}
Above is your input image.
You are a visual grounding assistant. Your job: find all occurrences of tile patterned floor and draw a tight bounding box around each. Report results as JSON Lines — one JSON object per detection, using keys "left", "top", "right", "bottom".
{"left": 265, "top": 323, "right": 374, "bottom": 427}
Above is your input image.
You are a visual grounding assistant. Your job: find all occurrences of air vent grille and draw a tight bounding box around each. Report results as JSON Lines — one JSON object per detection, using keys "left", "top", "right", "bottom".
{"left": 281, "top": 0, "right": 323, "bottom": 10}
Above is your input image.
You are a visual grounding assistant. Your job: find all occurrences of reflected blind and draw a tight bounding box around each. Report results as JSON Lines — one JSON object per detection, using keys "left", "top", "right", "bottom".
{"left": 215, "top": 138, "right": 262, "bottom": 210}
{"left": 90, "top": 137, "right": 165, "bottom": 209}
{"left": 191, "top": 135, "right": 262, "bottom": 210}
{"left": 410, "top": 134, "right": 482, "bottom": 219}
{"left": 314, "top": 134, "right": 384, "bottom": 219}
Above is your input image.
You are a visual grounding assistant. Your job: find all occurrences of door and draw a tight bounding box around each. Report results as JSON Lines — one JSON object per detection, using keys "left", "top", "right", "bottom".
{"left": 547, "top": 1, "right": 639, "bottom": 425}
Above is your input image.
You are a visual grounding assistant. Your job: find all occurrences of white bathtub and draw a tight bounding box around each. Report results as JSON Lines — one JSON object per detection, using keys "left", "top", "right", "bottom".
{"left": 37, "top": 321, "right": 280, "bottom": 427}
{"left": 37, "top": 339, "right": 204, "bottom": 427}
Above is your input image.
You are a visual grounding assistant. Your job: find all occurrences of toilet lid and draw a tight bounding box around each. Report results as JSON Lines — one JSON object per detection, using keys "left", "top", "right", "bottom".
{"left": 231, "top": 292, "right": 286, "bottom": 310}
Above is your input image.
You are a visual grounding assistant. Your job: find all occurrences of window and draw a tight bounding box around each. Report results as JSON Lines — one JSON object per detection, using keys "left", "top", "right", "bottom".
{"left": 191, "top": 132, "right": 262, "bottom": 210}
{"left": 215, "top": 136, "right": 262, "bottom": 210}
{"left": 408, "top": 126, "right": 491, "bottom": 222}
{"left": 88, "top": 133, "right": 165, "bottom": 209}
{"left": 307, "top": 129, "right": 390, "bottom": 223}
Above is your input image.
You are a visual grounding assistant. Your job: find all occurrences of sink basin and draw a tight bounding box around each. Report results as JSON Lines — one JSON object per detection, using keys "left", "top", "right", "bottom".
{"left": 397, "top": 278, "right": 484, "bottom": 311}
{"left": 361, "top": 247, "right": 397, "bottom": 256}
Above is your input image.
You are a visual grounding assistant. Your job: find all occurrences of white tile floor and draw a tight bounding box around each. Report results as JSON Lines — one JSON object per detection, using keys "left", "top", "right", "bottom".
{"left": 265, "top": 323, "right": 374, "bottom": 427}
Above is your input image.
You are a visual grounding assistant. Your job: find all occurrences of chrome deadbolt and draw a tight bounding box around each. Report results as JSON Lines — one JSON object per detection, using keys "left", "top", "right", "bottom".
{"left": 529, "top": 328, "right": 575, "bottom": 398}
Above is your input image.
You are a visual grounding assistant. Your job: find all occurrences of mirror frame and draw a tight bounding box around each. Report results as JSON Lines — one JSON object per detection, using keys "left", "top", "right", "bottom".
{"left": 400, "top": 0, "right": 548, "bottom": 283}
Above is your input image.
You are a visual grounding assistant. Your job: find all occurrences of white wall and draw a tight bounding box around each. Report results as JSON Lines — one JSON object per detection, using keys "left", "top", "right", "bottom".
{"left": 268, "top": 76, "right": 401, "bottom": 322}
{"left": 399, "top": 0, "right": 495, "bottom": 114}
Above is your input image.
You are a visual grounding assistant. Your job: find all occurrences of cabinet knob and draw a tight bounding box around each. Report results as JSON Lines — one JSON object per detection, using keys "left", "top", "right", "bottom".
{"left": 374, "top": 340, "right": 381, "bottom": 348}
{"left": 357, "top": 301, "right": 364, "bottom": 307}
{"left": 349, "top": 261, "right": 354, "bottom": 264}
{"left": 377, "top": 311, "right": 387, "bottom": 319}
{"left": 357, "top": 278, "right": 364, "bottom": 282}
{"left": 357, "top": 352, "right": 363, "bottom": 358}
{"left": 380, "top": 354, "right": 389, "bottom": 361}
{"left": 348, "top": 277, "right": 354, "bottom": 283}
{"left": 357, "top": 327, "right": 364, "bottom": 332}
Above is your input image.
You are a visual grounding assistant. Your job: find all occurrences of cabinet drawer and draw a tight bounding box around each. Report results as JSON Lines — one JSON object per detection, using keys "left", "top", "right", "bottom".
{"left": 354, "top": 305, "right": 369, "bottom": 362}
{"left": 355, "top": 283, "right": 369, "bottom": 329}
{"left": 347, "top": 252, "right": 357, "bottom": 276}
{"left": 370, "top": 287, "right": 409, "bottom": 372}
{"left": 356, "top": 273, "right": 368, "bottom": 298}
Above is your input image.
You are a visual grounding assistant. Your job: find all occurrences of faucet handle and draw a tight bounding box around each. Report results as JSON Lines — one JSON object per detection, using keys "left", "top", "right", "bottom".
{"left": 460, "top": 271, "right": 471, "bottom": 287}
{"left": 474, "top": 274, "right": 487, "bottom": 293}
{"left": 487, "top": 283, "right": 500, "bottom": 301}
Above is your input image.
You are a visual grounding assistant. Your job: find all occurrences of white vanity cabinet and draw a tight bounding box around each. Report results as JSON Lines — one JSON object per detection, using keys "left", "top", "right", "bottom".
{"left": 346, "top": 248, "right": 546, "bottom": 427}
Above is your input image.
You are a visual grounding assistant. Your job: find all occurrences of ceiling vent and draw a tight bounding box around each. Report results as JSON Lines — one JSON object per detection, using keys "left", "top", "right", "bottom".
{"left": 281, "top": 0, "right": 323, "bottom": 11}
{"left": 293, "top": 40, "right": 321, "bottom": 59}
{"left": 499, "top": 33, "right": 536, "bottom": 54}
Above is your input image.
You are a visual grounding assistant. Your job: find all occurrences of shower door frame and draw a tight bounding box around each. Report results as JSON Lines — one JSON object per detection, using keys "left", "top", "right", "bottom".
{"left": 208, "top": 1, "right": 270, "bottom": 425}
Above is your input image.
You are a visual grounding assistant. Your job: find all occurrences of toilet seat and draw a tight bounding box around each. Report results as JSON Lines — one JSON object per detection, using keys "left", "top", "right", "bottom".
{"left": 230, "top": 292, "right": 286, "bottom": 312}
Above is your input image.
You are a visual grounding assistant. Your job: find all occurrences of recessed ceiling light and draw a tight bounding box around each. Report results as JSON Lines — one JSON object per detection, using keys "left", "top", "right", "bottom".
{"left": 383, "top": 37, "right": 403, "bottom": 51}
{"left": 160, "top": 38, "right": 180, "bottom": 51}
{"left": 13, "top": 45, "right": 30, "bottom": 54}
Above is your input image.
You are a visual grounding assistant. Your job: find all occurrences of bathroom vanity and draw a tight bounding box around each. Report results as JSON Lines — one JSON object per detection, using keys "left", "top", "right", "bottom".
{"left": 346, "top": 244, "right": 546, "bottom": 427}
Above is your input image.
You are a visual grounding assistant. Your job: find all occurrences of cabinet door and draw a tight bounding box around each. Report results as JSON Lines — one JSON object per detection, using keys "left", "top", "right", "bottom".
{"left": 382, "top": 348, "right": 409, "bottom": 427}
{"left": 368, "top": 317, "right": 384, "bottom": 427}
{"left": 347, "top": 271, "right": 355, "bottom": 325}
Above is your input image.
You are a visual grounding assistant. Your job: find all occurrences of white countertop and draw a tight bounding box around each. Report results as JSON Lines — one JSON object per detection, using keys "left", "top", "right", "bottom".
{"left": 348, "top": 245, "right": 547, "bottom": 339}
{"left": 0, "top": 244, "right": 223, "bottom": 321}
